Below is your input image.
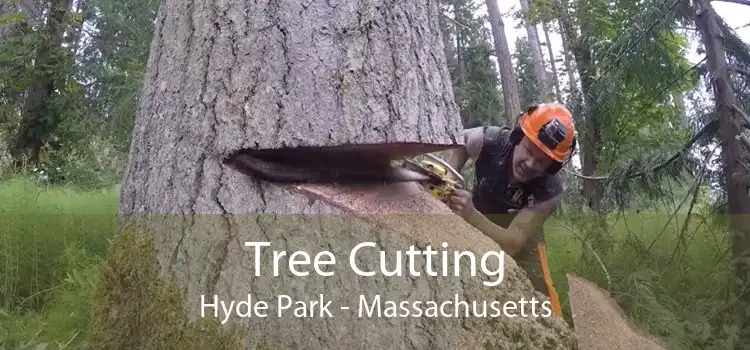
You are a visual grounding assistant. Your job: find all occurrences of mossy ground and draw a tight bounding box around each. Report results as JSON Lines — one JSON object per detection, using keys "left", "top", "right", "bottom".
{"left": 0, "top": 176, "right": 738, "bottom": 349}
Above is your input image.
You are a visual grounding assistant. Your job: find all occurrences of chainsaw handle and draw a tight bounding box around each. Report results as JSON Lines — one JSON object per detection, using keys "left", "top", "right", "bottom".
{"left": 423, "top": 153, "right": 465, "bottom": 186}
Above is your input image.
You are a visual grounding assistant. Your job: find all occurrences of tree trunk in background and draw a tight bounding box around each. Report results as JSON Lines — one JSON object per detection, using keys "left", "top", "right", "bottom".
{"left": 10, "top": 0, "right": 72, "bottom": 166}
{"left": 90, "top": 0, "right": 576, "bottom": 348}
{"left": 485, "top": 0, "right": 521, "bottom": 125}
{"left": 555, "top": 0, "right": 602, "bottom": 213}
{"left": 519, "top": 0, "right": 550, "bottom": 101}
{"left": 672, "top": 91, "right": 687, "bottom": 126}
{"left": 559, "top": 22, "right": 578, "bottom": 102}
{"left": 438, "top": 5, "right": 457, "bottom": 72}
{"left": 0, "top": 0, "right": 42, "bottom": 39}
{"left": 542, "top": 22, "right": 563, "bottom": 102}
{"left": 694, "top": 1, "right": 750, "bottom": 348}
{"left": 0, "top": 2, "right": 18, "bottom": 40}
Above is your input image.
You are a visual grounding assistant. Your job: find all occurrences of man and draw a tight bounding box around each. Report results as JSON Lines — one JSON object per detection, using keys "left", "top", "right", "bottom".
{"left": 445, "top": 103, "right": 577, "bottom": 319}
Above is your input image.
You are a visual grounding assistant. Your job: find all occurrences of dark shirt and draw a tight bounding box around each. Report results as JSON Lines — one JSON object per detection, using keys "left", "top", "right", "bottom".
{"left": 471, "top": 126, "right": 564, "bottom": 230}
{"left": 469, "top": 126, "right": 564, "bottom": 297}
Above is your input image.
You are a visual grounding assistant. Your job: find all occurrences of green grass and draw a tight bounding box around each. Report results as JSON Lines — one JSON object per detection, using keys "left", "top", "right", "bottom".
{"left": 545, "top": 213, "right": 736, "bottom": 350}
{"left": 0, "top": 177, "right": 739, "bottom": 349}
{"left": 1, "top": 177, "right": 118, "bottom": 349}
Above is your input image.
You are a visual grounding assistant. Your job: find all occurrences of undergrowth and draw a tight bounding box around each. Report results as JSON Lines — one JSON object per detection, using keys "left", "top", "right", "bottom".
{"left": 0, "top": 176, "right": 739, "bottom": 349}
{"left": 0, "top": 177, "right": 117, "bottom": 349}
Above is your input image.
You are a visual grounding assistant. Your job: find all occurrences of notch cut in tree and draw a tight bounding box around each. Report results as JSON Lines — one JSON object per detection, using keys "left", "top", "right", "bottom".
{"left": 94, "top": 0, "right": 577, "bottom": 349}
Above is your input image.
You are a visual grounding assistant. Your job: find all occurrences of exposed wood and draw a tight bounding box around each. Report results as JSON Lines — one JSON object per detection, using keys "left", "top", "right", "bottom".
{"left": 567, "top": 274, "right": 668, "bottom": 350}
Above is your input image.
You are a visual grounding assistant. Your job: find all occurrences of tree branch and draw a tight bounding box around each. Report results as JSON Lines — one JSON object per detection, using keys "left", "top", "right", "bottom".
{"left": 731, "top": 66, "right": 750, "bottom": 78}
{"left": 712, "top": 0, "right": 750, "bottom": 6}
{"left": 565, "top": 119, "right": 719, "bottom": 181}
{"left": 733, "top": 105, "right": 750, "bottom": 127}
{"left": 440, "top": 12, "right": 471, "bottom": 30}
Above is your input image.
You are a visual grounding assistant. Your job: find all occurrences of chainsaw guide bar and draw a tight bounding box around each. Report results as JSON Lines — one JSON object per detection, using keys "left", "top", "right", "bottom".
{"left": 223, "top": 145, "right": 465, "bottom": 200}
{"left": 224, "top": 148, "right": 430, "bottom": 185}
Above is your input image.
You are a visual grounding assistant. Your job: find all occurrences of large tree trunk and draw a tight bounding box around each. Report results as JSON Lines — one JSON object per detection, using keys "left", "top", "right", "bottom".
{"left": 519, "top": 0, "right": 550, "bottom": 101}
{"left": 90, "top": 1, "right": 577, "bottom": 349}
{"left": 485, "top": 0, "right": 521, "bottom": 124}
{"left": 694, "top": 1, "right": 750, "bottom": 348}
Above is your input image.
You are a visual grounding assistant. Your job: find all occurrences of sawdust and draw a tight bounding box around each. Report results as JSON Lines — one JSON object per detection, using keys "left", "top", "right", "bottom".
{"left": 292, "top": 182, "right": 490, "bottom": 252}
{"left": 294, "top": 182, "right": 452, "bottom": 214}
{"left": 287, "top": 181, "right": 578, "bottom": 349}
{"left": 567, "top": 273, "right": 668, "bottom": 350}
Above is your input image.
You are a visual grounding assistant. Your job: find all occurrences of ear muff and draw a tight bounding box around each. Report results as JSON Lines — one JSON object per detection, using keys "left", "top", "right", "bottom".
{"left": 509, "top": 125, "right": 524, "bottom": 145}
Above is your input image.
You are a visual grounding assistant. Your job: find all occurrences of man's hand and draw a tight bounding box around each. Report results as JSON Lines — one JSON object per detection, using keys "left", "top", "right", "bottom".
{"left": 446, "top": 188, "right": 475, "bottom": 216}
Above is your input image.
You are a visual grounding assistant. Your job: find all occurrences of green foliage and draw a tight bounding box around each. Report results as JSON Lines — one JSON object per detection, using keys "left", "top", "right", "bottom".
{"left": 547, "top": 210, "right": 738, "bottom": 350}
{"left": 80, "top": 0, "right": 160, "bottom": 154}
{"left": 441, "top": 0, "right": 504, "bottom": 128}
{"left": 458, "top": 42, "right": 504, "bottom": 127}
{"left": 0, "top": 178, "right": 118, "bottom": 348}
{"left": 0, "top": 0, "right": 158, "bottom": 187}
{"left": 541, "top": 0, "right": 703, "bottom": 212}
{"left": 0, "top": 20, "right": 39, "bottom": 128}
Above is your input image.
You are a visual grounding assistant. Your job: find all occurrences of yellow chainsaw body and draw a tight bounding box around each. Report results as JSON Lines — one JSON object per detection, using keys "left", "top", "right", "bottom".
{"left": 417, "top": 159, "right": 461, "bottom": 201}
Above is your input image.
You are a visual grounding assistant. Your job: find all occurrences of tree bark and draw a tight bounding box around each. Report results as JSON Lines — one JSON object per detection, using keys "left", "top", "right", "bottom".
{"left": 93, "top": 1, "right": 577, "bottom": 348}
{"left": 485, "top": 0, "right": 521, "bottom": 124}
{"left": 694, "top": 1, "right": 750, "bottom": 347}
{"left": 519, "top": 0, "right": 550, "bottom": 101}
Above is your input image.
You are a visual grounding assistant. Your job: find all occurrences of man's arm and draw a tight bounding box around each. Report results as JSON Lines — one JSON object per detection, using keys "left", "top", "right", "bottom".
{"left": 447, "top": 127, "right": 484, "bottom": 174}
{"left": 461, "top": 194, "right": 560, "bottom": 256}
{"left": 457, "top": 176, "right": 564, "bottom": 256}
{"left": 501, "top": 177, "right": 565, "bottom": 252}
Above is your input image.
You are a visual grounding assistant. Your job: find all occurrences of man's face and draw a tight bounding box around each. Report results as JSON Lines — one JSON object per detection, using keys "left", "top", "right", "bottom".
{"left": 511, "top": 136, "right": 555, "bottom": 182}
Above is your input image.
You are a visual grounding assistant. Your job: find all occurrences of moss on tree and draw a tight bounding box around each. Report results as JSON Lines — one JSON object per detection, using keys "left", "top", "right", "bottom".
{"left": 88, "top": 225, "right": 246, "bottom": 349}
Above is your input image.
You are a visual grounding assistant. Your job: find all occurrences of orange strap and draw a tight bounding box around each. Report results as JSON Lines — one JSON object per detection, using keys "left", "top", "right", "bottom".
{"left": 537, "top": 242, "right": 563, "bottom": 318}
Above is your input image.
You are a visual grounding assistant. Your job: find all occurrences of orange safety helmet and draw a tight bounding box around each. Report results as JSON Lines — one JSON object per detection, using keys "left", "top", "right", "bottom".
{"left": 510, "top": 103, "right": 576, "bottom": 166}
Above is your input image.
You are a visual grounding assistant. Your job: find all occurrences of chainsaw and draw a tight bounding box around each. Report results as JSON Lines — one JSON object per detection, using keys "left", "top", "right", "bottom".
{"left": 399, "top": 153, "right": 465, "bottom": 201}
{"left": 224, "top": 147, "right": 466, "bottom": 202}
